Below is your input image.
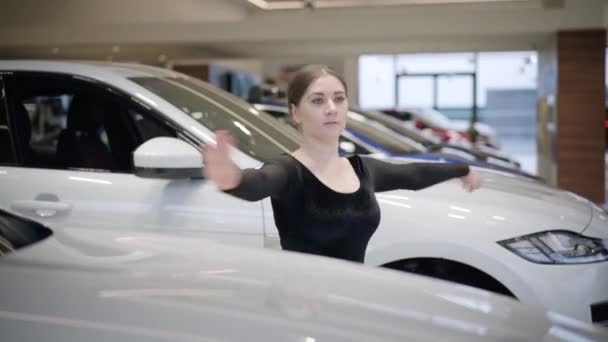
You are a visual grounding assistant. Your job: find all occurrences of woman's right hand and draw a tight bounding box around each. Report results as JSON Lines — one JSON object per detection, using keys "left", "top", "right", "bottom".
{"left": 201, "top": 130, "right": 242, "bottom": 190}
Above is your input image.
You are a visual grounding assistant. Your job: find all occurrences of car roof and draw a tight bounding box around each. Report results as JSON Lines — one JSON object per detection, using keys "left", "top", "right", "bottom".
{"left": 0, "top": 60, "right": 181, "bottom": 80}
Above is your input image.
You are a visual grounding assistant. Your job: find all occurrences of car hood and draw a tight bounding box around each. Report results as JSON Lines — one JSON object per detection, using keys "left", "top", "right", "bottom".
{"left": 582, "top": 202, "right": 608, "bottom": 239}
{"left": 451, "top": 120, "right": 497, "bottom": 137}
{"left": 1, "top": 228, "right": 606, "bottom": 342}
{"left": 374, "top": 156, "right": 593, "bottom": 240}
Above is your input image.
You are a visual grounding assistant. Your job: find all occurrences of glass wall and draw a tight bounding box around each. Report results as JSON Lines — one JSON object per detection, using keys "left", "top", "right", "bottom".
{"left": 358, "top": 51, "right": 538, "bottom": 174}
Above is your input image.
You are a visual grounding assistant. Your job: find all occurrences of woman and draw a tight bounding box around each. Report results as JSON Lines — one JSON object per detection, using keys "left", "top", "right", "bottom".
{"left": 202, "top": 64, "right": 480, "bottom": 263}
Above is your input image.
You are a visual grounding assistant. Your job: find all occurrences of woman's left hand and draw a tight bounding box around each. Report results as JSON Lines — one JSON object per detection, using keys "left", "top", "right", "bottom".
{"left": 459, "top": 168, "right": 481, "bottom": 192}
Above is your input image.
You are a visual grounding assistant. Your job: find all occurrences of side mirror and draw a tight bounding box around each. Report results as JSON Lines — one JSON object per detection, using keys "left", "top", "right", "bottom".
{"left": 133, "top": 137, "right": 203, "bottom": 179}
{"left": 339, "top": 141, "right": 356, "bottom": 154}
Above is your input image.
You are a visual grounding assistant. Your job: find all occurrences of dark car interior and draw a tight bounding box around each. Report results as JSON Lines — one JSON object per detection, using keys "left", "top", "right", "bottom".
{"left": 0, "top": 209, "right": 52, "bottom": 256}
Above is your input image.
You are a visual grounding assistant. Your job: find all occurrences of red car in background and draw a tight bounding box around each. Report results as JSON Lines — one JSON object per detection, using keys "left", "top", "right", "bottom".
{"left": 382, "top": 107, "right": 500, "bottom": 149}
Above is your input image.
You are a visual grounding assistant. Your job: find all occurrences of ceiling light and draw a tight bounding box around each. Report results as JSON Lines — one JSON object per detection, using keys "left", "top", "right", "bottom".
{"left": 248, "top": 0, "right": 528, "bottom": 11}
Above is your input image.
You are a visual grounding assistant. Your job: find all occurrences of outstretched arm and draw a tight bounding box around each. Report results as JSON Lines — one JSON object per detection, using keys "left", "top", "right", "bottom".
{"left": 362, "top": 157, "right": 480, "bottom": 192}
{"left": 202, "top": 130, "right": 289, "bottom": 201}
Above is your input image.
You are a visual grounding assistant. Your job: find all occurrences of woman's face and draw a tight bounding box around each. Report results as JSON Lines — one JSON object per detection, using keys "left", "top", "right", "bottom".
{"left": 291, "top": 75, "right": 348, "bottom": 143}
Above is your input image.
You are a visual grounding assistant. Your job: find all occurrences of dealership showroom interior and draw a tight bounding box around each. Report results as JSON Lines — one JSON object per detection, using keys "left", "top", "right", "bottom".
{"left": 2, "top": 0, "right": 608, "bottom": 341}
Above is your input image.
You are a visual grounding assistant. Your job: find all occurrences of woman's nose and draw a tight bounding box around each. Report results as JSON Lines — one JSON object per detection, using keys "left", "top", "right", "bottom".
{"left": 326, "top": 100, "right": 337, "bottom": 113}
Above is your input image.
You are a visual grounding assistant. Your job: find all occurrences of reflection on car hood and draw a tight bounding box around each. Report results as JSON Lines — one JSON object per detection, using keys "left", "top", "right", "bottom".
{"left": 1, "top": 229, "right": 606, "bottom": 342}
{"left": 374, "top": 155, "right": 593, "bottom": 238}
{"left": 451, "top": 120, "right": 497, "bottom": 137}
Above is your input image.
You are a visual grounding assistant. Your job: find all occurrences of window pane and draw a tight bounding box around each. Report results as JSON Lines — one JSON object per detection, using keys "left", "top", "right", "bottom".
{"left": 397, "top": 77, "right": 433, "bottom": 108}
{"left": 358, "top": 55, "right": 395, "bottom": 109}
{"left": 128, "top": 108, "right": 175, "bottom": 142}
{"left": 477, "top": 51, "right": 537, "bottom": 107}
{"left": 397, "top": 53, "right": 475, "bottom": 74}
{"left": 22, "top": 95, "right": 71, "bottom": 164}
{"left": 10, "top": 73, "right": 135, "bottom": 172}
{"left": 437, "top": 76, "right": 473, "bottom": 108}
{"left": 131, "top": 77, "right": 299, "bottom": 162}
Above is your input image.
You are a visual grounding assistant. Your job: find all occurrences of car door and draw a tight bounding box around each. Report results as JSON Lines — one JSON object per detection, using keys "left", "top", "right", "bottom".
{"left": 0, "top": 72, "right": 264, "bottom": 247}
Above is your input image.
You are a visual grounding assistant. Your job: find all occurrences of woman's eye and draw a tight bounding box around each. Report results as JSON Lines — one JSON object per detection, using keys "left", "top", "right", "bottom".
{"left": 311, "top": 98, "right": 324, "bottom": 105}
{"left": 334, "top": 96, "right": 346, "bottom": 103}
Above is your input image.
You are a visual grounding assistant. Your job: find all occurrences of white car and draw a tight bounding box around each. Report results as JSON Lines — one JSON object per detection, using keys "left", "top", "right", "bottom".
{"left": 383, "top": 107, "right": 500, "bottom": 149}
{"left": 0, "top": 61, "right": 606, "bottom": 325}
{"left": 1, "top": 208, "right": 607, "bottom": 341}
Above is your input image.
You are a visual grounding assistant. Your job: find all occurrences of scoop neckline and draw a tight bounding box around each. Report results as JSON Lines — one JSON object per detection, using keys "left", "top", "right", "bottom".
{"left": 284, "top": 154, "right": 362, "bottom": 195}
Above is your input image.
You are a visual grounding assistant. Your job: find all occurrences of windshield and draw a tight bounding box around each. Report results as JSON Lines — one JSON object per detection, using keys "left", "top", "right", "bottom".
{"left": 346, "top": 112, "right": 424, "bottom": 154}
{"left": 130, "top": 77, "right": 300, "bottom": 162}
{"left": 418, "top": 108, "right": 452, "bottom": 129}
{"left": 350, "top": 108, "right": 439, "bottom": 147}
{"left": 255, "top": 105, "right": 373, "bottom": 155}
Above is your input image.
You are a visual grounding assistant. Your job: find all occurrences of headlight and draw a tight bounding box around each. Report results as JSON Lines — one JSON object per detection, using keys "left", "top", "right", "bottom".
{"left": 498, "top": 230, "right": 608, "bottom": 264}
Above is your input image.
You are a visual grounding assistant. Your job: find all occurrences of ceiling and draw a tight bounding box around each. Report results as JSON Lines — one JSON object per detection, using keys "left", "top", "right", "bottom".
{"left": 0, "top": 0, "right": 606, "bottom": 63}
{"left": 249, "top": 0, "right": 534, "bottom": 10}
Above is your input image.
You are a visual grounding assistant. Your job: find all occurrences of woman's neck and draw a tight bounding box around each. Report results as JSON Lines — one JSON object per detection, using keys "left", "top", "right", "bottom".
{"left": 295, "top": 136, "right": 340, "bottom": 169}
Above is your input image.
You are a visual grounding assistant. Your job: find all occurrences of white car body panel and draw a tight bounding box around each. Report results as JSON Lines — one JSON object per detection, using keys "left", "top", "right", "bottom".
{"left": 1, "top": 213, "right": 607, "bottom": 342}
{"left": 0, "top": 61, "right": 606, "bottom": 324}
{"left": 2, "top": 167, "right": 265, "bottom": 248}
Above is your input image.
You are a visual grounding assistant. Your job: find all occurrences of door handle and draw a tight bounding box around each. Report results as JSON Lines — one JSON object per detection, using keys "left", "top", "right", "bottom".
{"left": 11, "top": 200, "right": 72, "bottom": 218}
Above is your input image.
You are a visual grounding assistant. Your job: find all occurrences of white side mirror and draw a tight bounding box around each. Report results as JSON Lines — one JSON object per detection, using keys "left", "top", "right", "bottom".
{"left": 133, "top": 137, "right": 202, "bottom": 179}
{"left": 339, "top": 141, "right": 356, "bottom": 154}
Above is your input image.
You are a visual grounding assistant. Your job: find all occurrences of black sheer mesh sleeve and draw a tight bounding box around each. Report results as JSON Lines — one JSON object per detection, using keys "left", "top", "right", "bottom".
{"left": 361, "top": 157, "right": 470, "bottom": 192}
{"left": 222, "top": 158, "right": 291, "bottom": 201}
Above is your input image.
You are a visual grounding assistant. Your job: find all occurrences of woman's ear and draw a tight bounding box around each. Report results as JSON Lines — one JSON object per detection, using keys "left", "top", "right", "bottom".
{"left": 291, "top": 103, "right": 301, "bottom": 124}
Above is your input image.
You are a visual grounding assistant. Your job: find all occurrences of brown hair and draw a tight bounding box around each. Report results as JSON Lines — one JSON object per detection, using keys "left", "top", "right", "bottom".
{"left": 287, "top": 64, "right": 348, "bottom": 115}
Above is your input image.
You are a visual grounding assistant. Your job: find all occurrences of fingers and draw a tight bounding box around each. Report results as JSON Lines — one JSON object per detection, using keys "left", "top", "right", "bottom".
{"left": 460, "top": 171, "right": 481, "bottom": 193}
{"left": 201, "top": 131, "right": 235, "bottom": 159}
{"left": 225, "top": 131, "right": 235, "bottom": 146}
{"left": 468, "top": 175, "right": 481, "bottom": 192}
{"left": 216, "top": 130, "right": 235, "bottom": 154}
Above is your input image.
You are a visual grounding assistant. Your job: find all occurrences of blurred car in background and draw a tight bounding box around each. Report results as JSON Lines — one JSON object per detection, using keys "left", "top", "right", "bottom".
{"left": 362, "top": 108, "right": 516, "bottom": 167}
{"left": 0, "top": 61, "right": 607, "bottom": 325}
{"left": 382, "top": 107, "right": 500, "bottom": 149}
{"left": 254, "top": 103, "right": 537, "bottom": 179}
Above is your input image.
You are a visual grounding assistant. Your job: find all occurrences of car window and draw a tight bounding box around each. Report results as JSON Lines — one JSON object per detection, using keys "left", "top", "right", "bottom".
{"left": 127, "top": 107, "right": 175, "bottom": 142}
{"left": 6, "top": 73, "right": 176, "bottom": 173}
{"left": 255, "top": 108, "right": 300, "bottom": 133}
{"left": 347, "top": 112, "right": 422, "bottom": 154}
{"left": 0, "top": 78, "right": 16, "bottom": 164}
{"left": 20, "top": 93, "right": 73, "bottom": 168}
{"left": 130, "top": 77, "right": 299, "bottom": 162}
{"left": 351, "top": 108, "right": 437, "bottom": 146}
{"left": 256, "top": 107, "right": 371, "bottom": 155}
{"left": 419, "top": 108, "right": 452, "bottom": 129}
